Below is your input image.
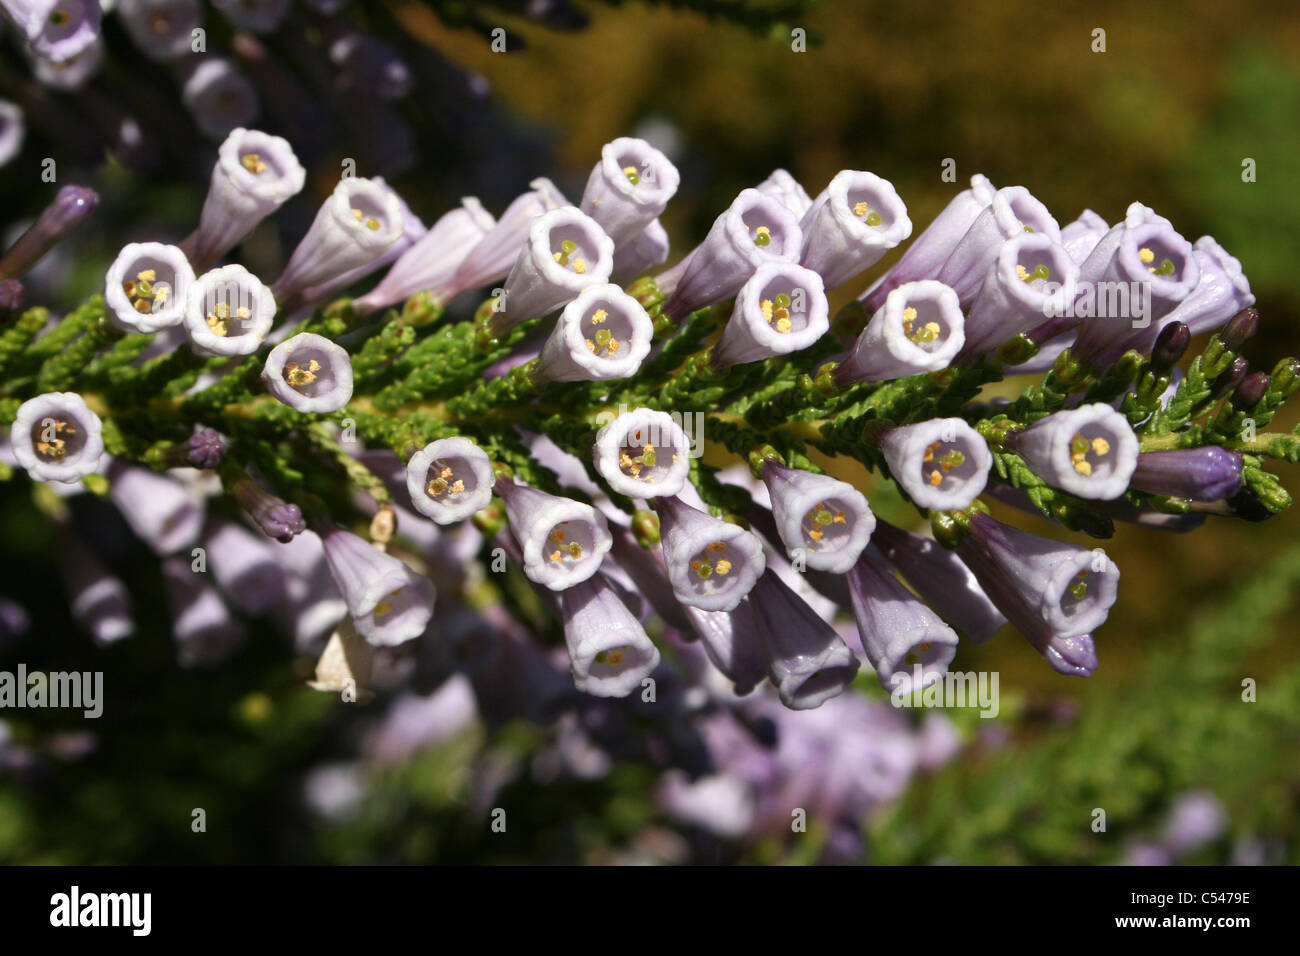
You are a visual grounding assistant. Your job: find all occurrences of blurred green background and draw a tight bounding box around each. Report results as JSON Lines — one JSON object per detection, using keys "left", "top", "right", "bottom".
{"left": 1, "top": 0, "right": 1299, "bottom": 863}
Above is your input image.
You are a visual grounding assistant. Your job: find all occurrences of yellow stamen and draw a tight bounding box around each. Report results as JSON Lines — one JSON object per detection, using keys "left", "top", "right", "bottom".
{"left": 241, "top": 153, "right": 267, "bottom": 174}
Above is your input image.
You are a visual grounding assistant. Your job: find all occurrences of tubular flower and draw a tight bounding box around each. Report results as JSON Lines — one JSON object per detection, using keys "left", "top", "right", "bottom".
{"left": 320, "top": 525, "right": 435, "bottom": 647}
{"left": 10, "top": 391, "right": 104, "bottom": 483}
{"left": 534, "top": 283, "right": 653, "bottom": 383}
{"left": 0, "top": 184, "right": 99, "bottom": 280}
{"left": 936, "top": 184, "right": 1062, "bottom": 307}
{"left": 0, "top": 99, "right": 23, "bottom": 168}
{"left": 711, "top": 262, "right": 829, "bottom": 368}
{"left": 1059, "top": 209, "right": 1110, "bottom": 264}
{"left": 759, "top": 460, "right": 874, "bottom": 574}
{"left": 579, "top": 136, "right": 680, "bottom": 246}
{"left": 108, "top": 463, "right": 205, "bottom": 556}
{"left": 592, "top": 407, "right": 692, "bottom": 499}
{"left": 497, "top": 477, "right": 612, "bottom": 591}
{"left": 754, "top": 167, "right": 813, "bottom": 219}
{"left": 231, "top": 477, "right": 305, "bottom": 543}
{"left": 181, "top": 58, "right": 260, "bottom": 142}
{"left": 610, "top": 218, "right": 670, "bottom": 283}
{"left": 183, "top": 264, "right": 276, "bottom": 357}
{"left": 62, "top": 536, "right": 133, "bottom": 646}
{"left": 747, "top": 570, "right": 860, "bottom": 710}
{"left": 653, "top": 495, "right": 765, "bottom": 612}
{"left": 846, "top": 544, "right": 959, "bottom": 695}
{"left": 837, "top": 279, "right": 965, "bottom": 383}
{"left": 262, "top": 332, "right": 354, "bottom": 413}
{"left": 662, "top": 188, "right": 802, "bottom": 319}
{"left": 162, "top": 555, "right": 246, "bottom": 668}
{"left": 1129, "top": 447, "right": 1244, "bottom": 502}
{"left": 117, "top": 0, "right": 197, "bottom": 61}
{"left": 1129, "top": 236, "right": 1255, "bottom": 355}
{"left": 878, "top": 418, "right": 992, "bottom": 511}
{"left": 105, "top": 242, "right": 196, "bottom": 334}
{"left": 1, "top": 0, "right": 101, "bottom": 63}
{"left": 205, "top": 520, "right": 288, "bottom": 616}
{"left": 683, "top": 600, "right": 767, "bottom": 696}
{"left": 405, "top": 437, "right": 495, "bottom": 524}
{"left": 1006, "top": 403, "right": 1139, "bottom": 500}
{"left": 558, "top": 574, "right": 662, "bottom": 698}
{"left": 798, "top": 169, "right": 912, "bottom": 290}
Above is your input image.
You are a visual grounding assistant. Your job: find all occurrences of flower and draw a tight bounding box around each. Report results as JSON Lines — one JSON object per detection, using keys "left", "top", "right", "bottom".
{"left": 117, "top": 0, "right": 198, "bottom": 61}
{"left": 161, "top": 554, "right": 245, "bottom": 667}
{"left": 490, "top": 207, "right": 615, "bottom": 334}
{"left": 28, "top": 35, "right": 102, "bottom": 90}
{"left": 271, "top": 177, "right": 405, "bottom": 302}
{"left": 610, "top": 218, "right": 670, "bottom": 283}
{"left": 231, "top": 477, "right": 305, "bottom": 542}
{"left": 534, "top": 283, "right": 653, "bottom": 382}
{"left": 558, "top": 574, "right": 662, "bottom": 697}
{"left": 108, "top": 463, "right": 205, "bottom": 555}
{"left": 711, "top": 262, "right": 829, "bottom": 368}
{"left": 10, "top": 391, "right": 104, "bottom": 483}
{"left": 0, "top": 99, "right": 24, "bottom": 168}
{"left": 1007, "top": 403, "right": 1139, "bottom": 500}
{"left": 747, "top": 569, "right": 860, "bottom": 710}
{"left": 579, "top": 136, "right": 680, "bottom": 245}
{"left": 662, "top": 188, "right": 803, "bottom": 319}
{"left": 353, "top": 197, "right": 496, "bottom": 315}
{"left": 0, "top": 184, "right": 99, "bottom": 280}
{"left": 798, "top": 169, "right": 912, "bottom": 290}
{"left": 754, "top": 167, "right": 813, "bottom": 219}
{"left": 440, "top": 178, "right": 569, "bottom": 301}
{"left": 846, "top": 544, "right": 959, "bottom": 694}
{"left": 1059, "top": 209, "right": 1109, "bottom": 264}
{"left": 1129, "top": 447, "right": 1244, "bottom": 501}
{"left": 592, "top": 407, "right": 692, "bottom": 499}
{"left": 204, "top": 520, "right": 288, "bottom": 616}
{"left": 957, "top": 233, "right": 1080, "bottom": 359}
{"left": 936, "top": 184, "right": 1062, "bottom": 306}
{"left": 759, "top": 459, "right": 874, "bottom": 574}
{"left": 954, "top": 510, "right": 1117, "bottom": 676}
{"left": 1130, "top": 235, "right": 1255, "bottom": 355}
{"left": 328, "top": 29, "right": 411, "bottom": 99}
{"left": 262, "top": 332, "right": 354, "bottom": 413}
{"left": 405, "top": 437, "right": 495, "bottom": 524}
{"left": 1162, "top": 791, "right": 1228, "bottom": 858}
{"left": 183, "top": 127, "right": 306, "bottom": 271}
{"left": 870, "top": 518, "right": 1006, "bottom": 643}
{"left": 682, "top": 601, "right": 767, "bottom": 696}
{"left": 860, "top": 173, "right": 996, "bottom": 311}
{"left": 837, "top": 279, "right": 965, "bottom": 383}
{"left": 320, "top": 525, "right": 436, "bottom": 647}
{"left": 180, "top": 57, "right": 260, "bottom": 142}
{"left": 61, "top": 535, "right": 133, "bottom": 645}
{"left": 878, "top": 418, "right": 992, "bottom": 511}
{"left": 183, "top": 264, "right": 276, "bottom": 357}
{"left": 181, "top": 425, "right": 227, "bottom": 469}
{"left": 653, "top": 495, "right": 765, "bottom": 612}
{"left": 104, "top": 242, "right": 196, "bottom": 334}
{"left": 497, "top": 477, "right": 612, "bottom": 591}
{"left": 1, "top": 0, "right": 101, "bottom": 64}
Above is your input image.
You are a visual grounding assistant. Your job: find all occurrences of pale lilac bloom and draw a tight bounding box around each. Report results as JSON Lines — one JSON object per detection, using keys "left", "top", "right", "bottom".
{"left": 262, "top": 332, "right": 353, "bottom": 413}
{"left": 117, "top": 0, "right": 197, "bottom": 61}
{"left": 759, "top": 460, "right": 873, "bottom": 574}
{"left": 183, "top": 264, "right": 276, "bottom": 357}
{"left": 1, "top": 0, "right": 101, "bottom": 63}
{"left": 108, "top": 463, "right": 205, "bottom": 555}
{"left": 579, "top": 136, "right": 680, "bottom": 245}
{"left": 592, "top": 407, "right": 692, "bottom": 499}
{"left": 958, "top": 233, "right": 1079, "bottom": 359}
{"left": 320, "top": 525, "right": 435, "bottom": 647}
{"left": 30, "top": 35, "right": 103, "bottom": 90}
{"left": 1059, "top": 209, "right": 1109, "bottom": 264}
{"left": 754, "top": 167, "right": 813, "bottom": 219}
{"left": 534, "top": 283, "right": 653, "bottom": 382}
{"left": 366, "top": 675, "right": 479, "bottom": 764}
{"left": 711, "top": 262, "right": 828, "bottom": 368}
{"left": 10, "top": 391, "right": 104, "bottom": 483}
{"left": 205, "top": 520, "right": 288, "bottom": 616}
{"left": 162, "top": 554, "right": 246, "bottom": 668}
{"left": 936, "top": 184, "right": 1061, "bottom": 307}
{"left": 181, "top": 57, "right": 260, "bottom": 142}
{"left": 0, "top": 184, "right": 98, "bottom": 280}
{"left": 559, "top": 574, "right": 662, "bottom": 698}
{"left": 1162, "top": 791, "right": 1228, "bottom": 858}
{"left": 62, "top": 535, "right": 133, "bottom": 645}
{"left": 799, "top": 169, "right": 911, "bottom": 290}
{"left": 682, "top": 601, "right": 767, "bottom": 696}
{"left": 404, "top": 436, "right": 495, "bottom": 524}
{"left": 610, "top": 218, "right": 670, "bottom": 283}
{"left": 1007, "top": 403, "right": 1139, "bottom": 500}
{"left": 497, "top": 478, "right": 612, "bottom": 591}
{"left": 878, "top": 417, "right": 992, "bottom": 511}
{"left": 837, "top": 279, "right": 965, "bottom": 383}
{"left": 104, "top": 241, "right": 195, "bottom": 334}
{"left": 1127, "top": 235, "right": 1255, "bottom": 356}
{"left": 653, "top": 495, "right": 765, "bottom": 612}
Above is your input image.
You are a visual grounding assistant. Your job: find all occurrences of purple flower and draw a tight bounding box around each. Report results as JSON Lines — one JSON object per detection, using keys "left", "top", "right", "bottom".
{"left": 860, "top": 173, "right": 996, "bottom": 311}
{"left": 328, "top": 29, "right": 411, "bottom": 99}
{"left": 2, "top": 0, "right": 101, "bottom": 64}
{"left": 1007, "top": 403, "right": 1139, "bottom": 500}
{"left": 271, "top": 177, "right": 406, "bottom": 302}
{"left": 1059, "top": 209, "right": 1109, "bottom": 264}
{"left": 104, "top": 242, "right": 196, "bottom": 334}
{"left": 955, "top": 511, "right": 1117, "bottom": 676}
{"left": 181, "top": 57, "right": 260, "bottom": 142}
{"left": 183, "top": 127, "right": 306, "bottom": 272}
{"left": 846, "top": 544, "right": 959, "bottom": 694}
{"left": 534, "top": 283, "right": 653, "bottom": 382}
{"left": 870, "top": 518, "right": 1006, "bottom": 643}
{"left": 1162, "top": 791, "right": 1227, "bottom": 858}
{"left": 205, "top": 520, "right": 288, "bottom": 616}
{"left": 592, "top": 407, "right": 692, "bottom": 499}
{"left": 183, "top": 264, "right": 276, "bottom": 357}
{"left": 61, "top": 535, "right": 133, "bottom": 645}
{"left": 439, "top": 178, "right": 569, "bottom": 301}
{"left": 10, "top": 391, "right": 104, "bottom": 483}
{"left": 490, "top": 207, "right": 615, "bottom": 335}
{"left": 108, "top": 463, "right": 205, "bottom": 555}
{"left": 711, "top": 262, "right": 829, "bottom": 368}
{"left": 610, "top": 218, "right": 670, "bottom": 283}
{"left": 653, "top": 495, "right": 765, "bottom": 612}
{"left": 878, "top": 417, "right": 992, "bottom": 511}
{"left": 405, "top": 437, "right": 495, "bottom": 524}
{"left": 558, "top": 574, "right": 661, "bottom": 697}
{"left": 759, "top": 460, "right": 873, "bottom": 574}
{"left": 212, "top": 0, "right": 288, "bottom": 34}
{"left": 29, "top": 34, "right": 102, "bottom": 90}
{"left": 353, "top": 197, "right": 496, "bottom": 315}
{"left": 0, "top": 184, "right": 98, "bottom": 280}
{"left": 1130, "top": 236, "right": 1255, "bottom": 355}
{"left": 231, "top": 477, "right": 305, "bottom": 542}
{"left": 161, "top": 554, "right": 245, "bottom": 668}
{"left": 0, "top": 100, "right": 23, "bottom": 168}
{"left": 747, "top": 570, "right": 860, "bottom": 710}
{"left": 181, "top": 426, "right": 227, "bottom": 469}
{"left": 662, "top": 188, "right": 803, "bottom": 319}
{"left": 498, "top": 477, "right": 612, "bottom": 591}
{"left": 117, "top": 0, "right": 198, "bottom": 61}
{"left": 837, "top": 279, "right": 965, "bottom": 383}
{"left": 1129, "top": 447, "right": 1243, "bottom": 501}
{"left": 798, "top": 169, "right": 911, "bottom": 290}
{"left": 754, "top": 167, "right": 813, "bottom": 219}
{"left": 935, "top": 184, "right": 1061, "bottom": 307}
{"left": 579, "top": 136, "right": 680, "bottom": 245}
{"left": 262, "top": 332, "right": 354, "bottom": 413}
{"left": 320, "top": 525, "right": 435, "bottom": 647}
{"left": 957, "top": 233, "right": 1079, "bottom": 359}
{"left": 683, "top": 601, "right": 768, "bottom": 696}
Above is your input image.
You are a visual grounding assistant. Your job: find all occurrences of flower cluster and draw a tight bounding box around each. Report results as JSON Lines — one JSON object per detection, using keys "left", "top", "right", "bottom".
{"left": 3, "top": 123, "right": 1298, "bottom": 727}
